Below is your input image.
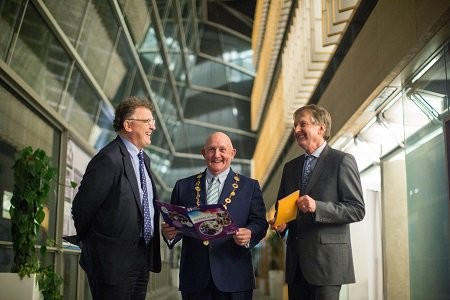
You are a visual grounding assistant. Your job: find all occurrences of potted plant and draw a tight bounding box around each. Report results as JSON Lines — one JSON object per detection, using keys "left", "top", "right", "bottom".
{"left": 1, "top": 146, "right": 63, "bottom": 299}
{"left": 267, "top": 231, "right": 284, "bottom": 300}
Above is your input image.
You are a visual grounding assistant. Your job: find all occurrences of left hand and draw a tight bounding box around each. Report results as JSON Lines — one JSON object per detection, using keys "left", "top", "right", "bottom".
{"left": 296, "top": 195, "right": 316, "bottom": 213}
{"left": 161, "top": 222, "right": 178, "bottom": 240}
{"left": 233, "top": 228, "right": 252, "bottom": 247}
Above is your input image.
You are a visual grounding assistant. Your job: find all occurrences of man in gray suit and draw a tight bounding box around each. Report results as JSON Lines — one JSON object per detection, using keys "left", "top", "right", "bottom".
{"left": 270, "top": 104, "right": 365, "bottom": 300}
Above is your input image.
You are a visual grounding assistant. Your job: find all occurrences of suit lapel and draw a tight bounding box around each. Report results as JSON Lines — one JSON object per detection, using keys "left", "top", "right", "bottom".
{"left": 218, "top": 170, "right": 235, "bottom": 205}
{"left": 201, "top": 174, "right": 208, "bottom": 205}
{"left": 144, "top": 153, "right": 158, "bottom": 201}
{"left": 116, "top": 137, "right": 142, "bottom": 211}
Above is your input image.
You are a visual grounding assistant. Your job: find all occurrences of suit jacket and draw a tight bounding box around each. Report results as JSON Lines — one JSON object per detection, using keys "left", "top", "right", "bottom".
{"left": 166, "top": 169, "right": 268, "bottom": 293}
{"left": 72, "top": 136, "right": 161, "bottom": 285}
{"left": 277, "top": 144, "right": 364, "bottom": 286}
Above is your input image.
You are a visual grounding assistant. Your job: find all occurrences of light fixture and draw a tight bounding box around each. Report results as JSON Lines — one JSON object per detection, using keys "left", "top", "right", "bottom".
{"left": 411, "top": 54, "right": 441, "bottom": 84}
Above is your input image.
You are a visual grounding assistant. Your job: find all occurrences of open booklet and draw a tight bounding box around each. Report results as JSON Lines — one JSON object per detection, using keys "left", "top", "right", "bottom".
{"left": 273, "top": 190, "right": 300, "bottom": 226}
{"left": 156, "top": 201, "right": 238, "bottom": 241}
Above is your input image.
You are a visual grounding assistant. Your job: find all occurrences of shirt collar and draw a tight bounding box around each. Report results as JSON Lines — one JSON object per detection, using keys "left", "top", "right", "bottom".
{"left": 308, "top": 141, "right": 327, "bottom": 159}
{"left": 206, "top": 168, "right": 230, "bottom": 183}
{"left": 119, "top": 135, "right": 140, "bottom": 157}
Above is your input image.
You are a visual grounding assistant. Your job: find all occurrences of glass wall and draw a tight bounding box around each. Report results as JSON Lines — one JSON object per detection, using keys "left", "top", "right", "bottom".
{"left": 331, "top": 41, "right": 450, "bottom": 300}
{"left": 0, "top": 81, "right": 60, "bottom": 271}
{"left": 403, "top": 42, "right": 450, "bottom": 300}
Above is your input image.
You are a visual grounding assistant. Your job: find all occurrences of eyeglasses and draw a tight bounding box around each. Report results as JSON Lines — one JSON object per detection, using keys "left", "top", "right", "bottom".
{"left": 127, "top": 118, "right": 156, "bottom": 125}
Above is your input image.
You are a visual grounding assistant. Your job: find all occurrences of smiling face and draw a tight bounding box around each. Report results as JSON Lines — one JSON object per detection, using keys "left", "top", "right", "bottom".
{"left": 293, "top": 109, "right": 325, "bottom": 154}
{"left": 123, "top": 106, "right": 156, "bottom": 150}
{"left": 201, "top": 132, "right": 236, "bottom": 175}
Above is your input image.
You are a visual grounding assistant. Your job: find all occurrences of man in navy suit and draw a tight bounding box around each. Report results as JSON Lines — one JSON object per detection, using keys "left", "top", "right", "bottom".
{"left": 162, "top": 132, "right": 268, "bottom": 300}
{"left": 72, "top": 97, "right": 161, "bottom": 300}
{"left": 270, "top": 104, "right": 365, "bottom": 300}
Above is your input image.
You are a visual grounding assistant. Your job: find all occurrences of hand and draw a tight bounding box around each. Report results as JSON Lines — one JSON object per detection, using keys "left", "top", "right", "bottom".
{"left": 268, "top": 218, "right": 286, "bottom": 232}
{"left": 161, "top": 222, "right": 178, "bottom": 240}
{"left": 296, "top": 195, "right": 316, "bottom": 213}
{"left": 233, "top": 228, "right": 252, "bottom": 247}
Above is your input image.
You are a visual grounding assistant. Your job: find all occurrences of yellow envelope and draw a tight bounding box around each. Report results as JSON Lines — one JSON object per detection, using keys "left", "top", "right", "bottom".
{"left": 274, "top": 190, "right": 300, "bottom": 226}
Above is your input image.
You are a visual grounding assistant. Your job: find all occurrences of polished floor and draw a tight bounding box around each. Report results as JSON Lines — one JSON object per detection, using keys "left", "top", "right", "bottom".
{"left": 147, "top": 286, "right": 273, "bottom": 300}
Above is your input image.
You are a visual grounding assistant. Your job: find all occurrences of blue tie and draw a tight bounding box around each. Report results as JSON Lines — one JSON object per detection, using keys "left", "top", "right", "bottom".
{"left": 138, "top": 151, "right": 152, "bottom": 244}
{"left": 207, "top": 176, "right": 220, "bottom": 205}
{"left": 301, "top": 155, "right": 314, "bottom": 194}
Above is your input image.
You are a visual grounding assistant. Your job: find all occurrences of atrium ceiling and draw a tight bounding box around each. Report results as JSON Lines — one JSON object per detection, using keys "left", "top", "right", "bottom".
{"left": 118, "top": 0, "right": 258, "bottom": 197}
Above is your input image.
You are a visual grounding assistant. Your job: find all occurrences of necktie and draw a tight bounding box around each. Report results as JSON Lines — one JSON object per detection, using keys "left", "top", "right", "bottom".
{"left": 138, "top": 151, "right": 152, "bottom": 244}
{"left": 301, "top": 155, "right": 314, "bottom": 194}
{"left": 206, "top": 176, "right": 220, "bottom": 205}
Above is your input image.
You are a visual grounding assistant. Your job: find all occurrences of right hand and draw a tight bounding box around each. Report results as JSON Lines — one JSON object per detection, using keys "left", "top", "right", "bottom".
{"left": 161, "top": 222, "right": 178, "bottom": 240}
{"left": 268, "top": 218, "right": 287, "bottom": 233}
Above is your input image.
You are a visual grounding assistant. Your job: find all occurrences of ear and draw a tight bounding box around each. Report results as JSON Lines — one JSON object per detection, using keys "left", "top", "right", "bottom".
{"left": 318, "top": 123, "right": 325, "bottom": 135}
{"left": 231, "top": 148, "right": 237, "bottom": 159}
{"left": 123, "top": 120, "right": 133, "bottom": 132}
{"left": 201, "top": 148, "right": 206, "bottom": 158}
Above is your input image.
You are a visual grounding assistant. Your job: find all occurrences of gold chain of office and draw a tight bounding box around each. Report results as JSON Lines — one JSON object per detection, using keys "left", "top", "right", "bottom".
{"left": 194, "top": 172, "right": 240, "bottom": 208}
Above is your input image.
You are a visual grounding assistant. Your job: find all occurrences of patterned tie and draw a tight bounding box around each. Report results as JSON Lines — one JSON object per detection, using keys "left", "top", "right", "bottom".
{"left": 301, "top": 155, "right": 314, "bottom": 194}
{"left": 206, "top": 176, "right": 220, "bottom": 205}
{"left": 138, "top": 151, "right": 152, "bottom": 244}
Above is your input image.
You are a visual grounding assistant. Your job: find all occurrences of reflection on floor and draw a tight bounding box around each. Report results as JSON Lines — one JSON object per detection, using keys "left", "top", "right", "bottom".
{"left": 147, "top": 286, "right": 273, "bottom": 300}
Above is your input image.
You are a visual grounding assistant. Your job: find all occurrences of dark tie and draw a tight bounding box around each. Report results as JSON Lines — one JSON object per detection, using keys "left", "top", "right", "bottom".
{"left": 206, "top": 176, "right": 219, "bottom": 205}
{"left": 138, "top": 151, "right": 152, "bottom": 244}
{"left": 301, "top": 155, "right": 314, "bottom": 194}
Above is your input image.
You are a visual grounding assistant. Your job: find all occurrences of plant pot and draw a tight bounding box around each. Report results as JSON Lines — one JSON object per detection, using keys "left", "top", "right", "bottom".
{"left": 268, "top": 269, "right": 284, "bottom": 300}
{"left": 0, "top": 273, "right": 42, "bottom": 299}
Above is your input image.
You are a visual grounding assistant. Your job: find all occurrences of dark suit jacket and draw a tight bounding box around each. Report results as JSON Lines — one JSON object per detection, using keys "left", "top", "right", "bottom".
{"left": 277, "top": 144, "right": 364, "bottom": 286}
{"left": 72, "top": 136, "right": 161, "bottom": 285}
{"left": 166, "top": 169, "right": 268, "bottom": 293}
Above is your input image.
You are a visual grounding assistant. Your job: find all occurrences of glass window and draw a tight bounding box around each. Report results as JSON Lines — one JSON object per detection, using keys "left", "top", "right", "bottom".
{"left": 62, "top": 68, "right": 101, "bottom": 142}
{"left": 0, "top": 0, "right": 22, "bottom": 61}
{"left": 403, "top": 43, "right": 450, "bottom": 300}
{"left": 62, "top": 253, "right": 80, "bottom": 300}
{"left": 43, "top": 0, "right": 89, "bottom": 46}
{"left": 9, "top": 2, "right": 72, "bottom": 110}
{"left": 184, "top": 88, "right": 251, "bottom": 132}
{"left": 0, "top": 81, "right": 60, "bottom": 245}
{"left": 0, "top": 248, "right": 13, "bottom": 272}
{"left": 77, "top": 1, "right": 119, "bottom": 88}
{"left": 103, "top": 29, "right": 135, "bottom": 105}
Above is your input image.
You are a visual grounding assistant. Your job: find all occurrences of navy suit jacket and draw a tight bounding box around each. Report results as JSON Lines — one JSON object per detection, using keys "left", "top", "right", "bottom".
{"left": 167, "top": 169, "right": 268, "bottom": 293}
{"left": 72, "top": 136, "right": 161, "bottom": 285}
{"left": 277, "top": 144, "right": 365, "bottom": 286}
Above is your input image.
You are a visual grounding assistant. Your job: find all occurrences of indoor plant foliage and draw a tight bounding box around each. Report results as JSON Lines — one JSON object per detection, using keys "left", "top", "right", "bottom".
{"left": 268, "top": 231, "right": 284, "bottom": 270}
{"left": 9, "top": 146, "right": 62, "bottom": 299}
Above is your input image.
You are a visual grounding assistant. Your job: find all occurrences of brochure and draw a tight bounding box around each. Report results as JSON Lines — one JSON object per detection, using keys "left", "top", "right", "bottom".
{"left": 156, "top": 201, "right": 238, "bottom": 241}
{"left": 273, "top": 190, "right": 300, "bottom": 226}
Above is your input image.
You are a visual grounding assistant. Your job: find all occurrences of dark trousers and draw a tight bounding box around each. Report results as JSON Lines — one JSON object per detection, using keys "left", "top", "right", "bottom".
{"left": 288, "top": 263, "right": 341, "bottom": 300}
{"left": 87, "top": 238, "right": 150, "bottom": 300}
{"left": 181, "top": 278, "right": 252, "bottom": 300}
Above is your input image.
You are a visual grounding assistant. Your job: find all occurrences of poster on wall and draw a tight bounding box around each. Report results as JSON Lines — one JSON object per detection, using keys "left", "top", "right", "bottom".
{"left": 63, "top": 140, "right": 91, "bottom": 247}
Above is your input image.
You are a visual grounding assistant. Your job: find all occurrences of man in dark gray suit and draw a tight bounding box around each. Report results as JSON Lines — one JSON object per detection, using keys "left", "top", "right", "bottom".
{"left": 270, "top": 104, "right": 365, "bottom": 300}
{"left": 72, "top": 97, "right": 161, "bottom": 300}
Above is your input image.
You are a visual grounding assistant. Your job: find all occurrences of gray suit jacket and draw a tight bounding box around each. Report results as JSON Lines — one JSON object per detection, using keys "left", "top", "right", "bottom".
{"left": 277, "top": 144, "right": 364, "bottom": 285}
